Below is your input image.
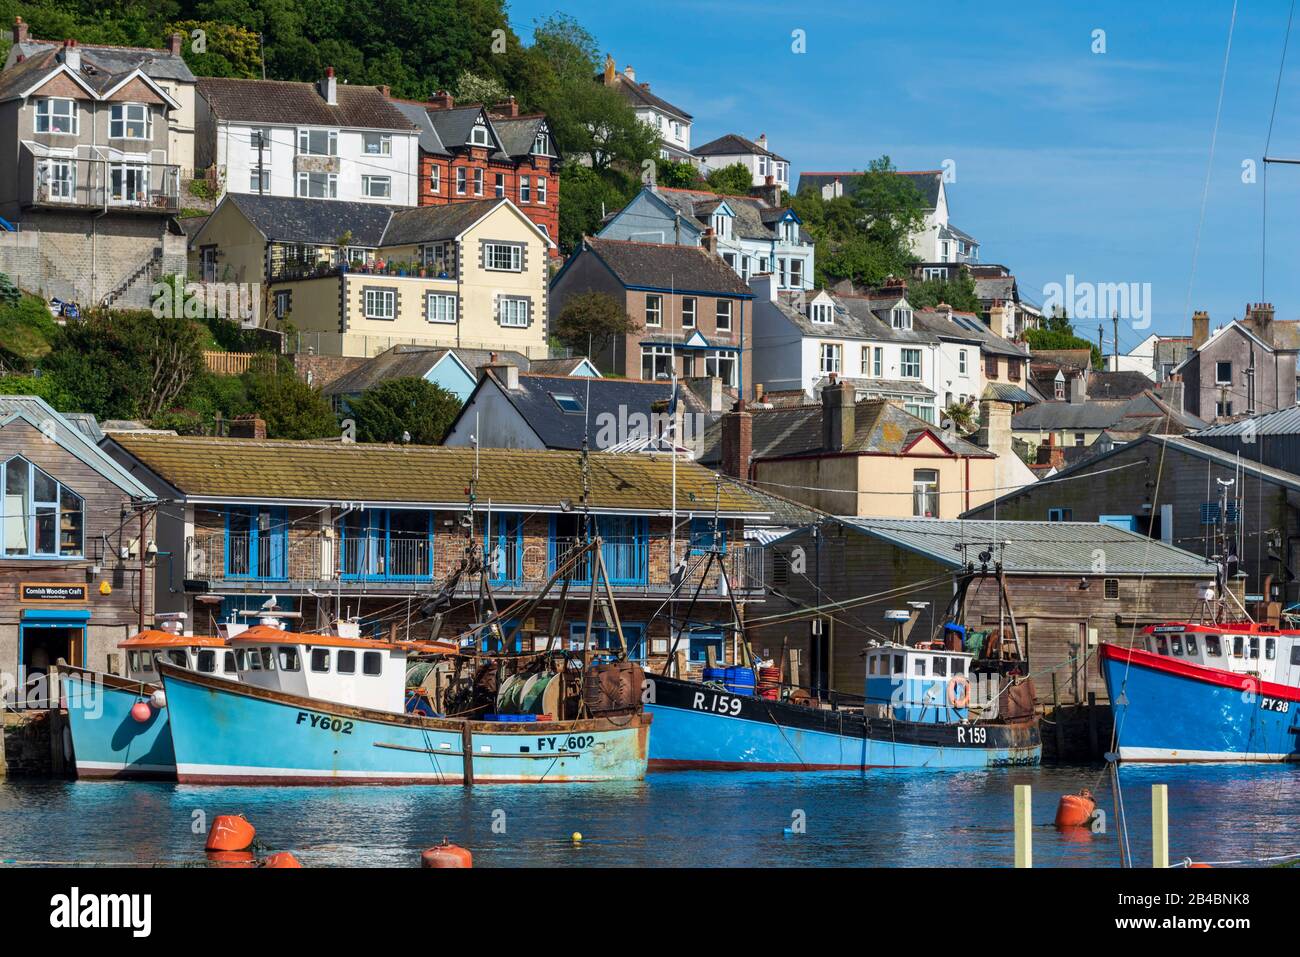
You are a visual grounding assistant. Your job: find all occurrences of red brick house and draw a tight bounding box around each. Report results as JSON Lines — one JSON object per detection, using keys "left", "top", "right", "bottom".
{"left": 389, "top": 93, "right": 559, "bottom": 255}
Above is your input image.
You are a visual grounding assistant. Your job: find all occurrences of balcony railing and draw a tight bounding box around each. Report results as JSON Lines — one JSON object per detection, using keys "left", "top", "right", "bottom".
{"left": 185, "top": 530, "right": 765, "bottom": 597}
{"left": 20, "top": 149, "right": 181, "bottom": 214}
{"left": 267, "top": 243, "right": 458, "bottom": 284}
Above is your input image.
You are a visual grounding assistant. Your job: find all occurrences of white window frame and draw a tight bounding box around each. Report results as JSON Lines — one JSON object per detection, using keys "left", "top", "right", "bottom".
{"left": 532, "top": 131, "right": 550, "bottom": 155}
{"left": 362, "top": 175, "right": 391, "bottom": 199}
{"left": 35, "top": 98, "right": 77, "bottom": 135}
{"left": 642, "top": 344, "right": 674, "bottom": 381}
{"left": 645, "top": 294, "right": 663, "bottom": 327}
{"left": 819, "top": 343, "right": 842, "bottom": 375}
{"left": 519, "top": 176, "right": 531, "bottom": 204}
{"left": 1215, "top": 361, "right": 1232, "bottom": 385}
{"left": 363, "top": 288, "right": 396, "bottom": 320}
{"left": 705, "top": 350, "right": 738, "bottom": 387}
{"left": 958, "top": 350, "right": 968, "bottom": 375}
{"left": 536, "top": 177, "right": 547, "bottom": 204}
{"left": 109, "top": 163, "right": 149, "bottom": 203}
{"left": 900, "top": 348, "right": 922, "bottom": 380}
{"left": 456, "top": 167, "right": 467, "bottom": 195}
{"left": 810, "top": 302, "right": 833, "bottom": 324}
{"left": 498, "top": 297, "right": 530, "bottom": 328}
{"left": 715, "top": 299, "right": 733, "bottom": 333}
{"left": 296, "top": 128, "right": 338, "bottom": 156}
{"left": 110, "top": 103, "right": 151, "bottom": 140}
{"left": 891, "top": 305, "right": 913, "bottom": 330}
{"left": 429, "top": 166, "right": 441, "bottom": 194}
{"left": 473, "top": 168, "right": 484, "bottom": 196}
{"left": 682, "top": 297, "right": 696, "bottom": 329}
{"left": 363, "top": 133, "right": 392, "bottom": 156}
{"left": 425, "top": 292, "right": 457, "bottom": 324}
{"left": 483, "top": 242, "right": 523, "bottom": 272}
{"left": 470, "top": 123, "right": 491, "bottom": 147}
{"left": 41, "top": 159, "right": 75, "bottom": 201}
{"left": 296, "top": 171, "right": 337, "bottom": 198}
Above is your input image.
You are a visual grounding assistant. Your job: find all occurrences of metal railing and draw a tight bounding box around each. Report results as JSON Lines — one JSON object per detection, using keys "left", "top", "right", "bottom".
{"left": 21, "top": 149, "right": 181, "bottom": 214}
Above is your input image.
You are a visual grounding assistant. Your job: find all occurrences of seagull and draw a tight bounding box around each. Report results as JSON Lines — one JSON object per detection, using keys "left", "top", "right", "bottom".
{"left": 261, "top": 595, "right": 278, "bottom": 611}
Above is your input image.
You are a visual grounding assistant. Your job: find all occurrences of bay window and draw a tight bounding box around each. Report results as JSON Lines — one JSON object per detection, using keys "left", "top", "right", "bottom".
{"left": 642, "top": 344, "right": 674, "bottom": 381}
{"left": 705, "top": 350, "right": 738, "bottom": 387}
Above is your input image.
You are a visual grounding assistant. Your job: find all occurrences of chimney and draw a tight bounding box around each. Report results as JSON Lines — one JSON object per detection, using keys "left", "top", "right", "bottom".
{"left": 759, "top": 175, "right": 781, "bottom": 208}
{"left": 748, "top": 273, "right": 778, "bottom": 302}
{"left": 320, "top": 66, "right": 338, "bottom": 106}
{"left": 1157, "top": 374, "right": 1185, "bottom": 414}
{"left": 493, "top": 96, "right": 519, "bottom": 118}
{"left": 687, "top": 375, "right": 724, "bottom": 415}
{"left": 168, "top": 32, "right": 183, "bottom": 56}
{"left": 623, "top": 65, "right": 636, "bottom": 82}
{"left": 602, "top": 54, "right": 616, "bottom": 85}
{"left": 701, "top": 228, "right": 718, "bottom": 256}
{"left": 936, "top": 301, "right": 953, "bottom": 320}
{"left": 1067, "top": 373, "right": 1087, "bottom": 404}
{"left": 429, "top": 90, "right": 455, "bottom": 110}
{"left": 483, "top": 360, "right": 519, "bottom": 391}
{"left": 1035, "top": 433, "right": 1065, "bottom": 471}
{"left": 720, "top": 403, "right": 752, "bottom": 479}
{"left": 13, "top": 16, "right": 28, "bottom": 45}
{"left": 1191, "top": 310, "right": 1210, "bottom": 348}
{"left": 228, "top": 415, "right": 267, "bottom": 440}
{"left": 821, "top": 380, "right": 856, "bottom": 452}
{"left": 1246, "top": 302, "right": 1275, "bottom": 346}
{"left": 757, "top": 133, "right": 768, "bottom": 151}
{"left": 378, "top": 84, "right": 390, "bottom": 97}
{"left": 61, "top": 39, "right": 80, "bottom": 72}
{"left": 975, "top": 399, "right": 1012, "bottom": 454}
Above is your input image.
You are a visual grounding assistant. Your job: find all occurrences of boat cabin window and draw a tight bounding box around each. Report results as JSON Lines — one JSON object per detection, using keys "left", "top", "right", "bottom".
{"left": 1205, "top": 635, "right": 1222, "bottom": 657}
{"left": 1170, "top": 636, "right": 1183, "bottom": 656}
{"left": 1185, "top": 634, "right": 1198, "bottom": 656}
{"left": 338, "top": 650, "right": 356, "bottom": 674}
{"left": 1265, "top": 638, "right": 1276, "bottom": 661}
{"left": 196, "top": 650, "right": 215, "bottom": 673}
{"left": 951, "top": 657, "right": 966, "bottom": 675}
{"left": 1292, "top": 645, "right": 1300, "bottom": 666}
{"left": 363, "top": 651, "right": 383, "bottom": 676}
{"left": 259, "top": 647, "right": 277, "bottom": 671}
{"left": 165, "top": 650, "right": 187, "bottom": 667}
{"left": 244, "top": 649, "right": 261, "bottom": 671}
{"left": 1248, "top": 637, "right": 1259, "bottom": 660}
{"left": 223, "top": 652, "right": 237, "bottom": 674}
{"left": 1156, "top": 636, "right": 1169, "bottom": 655}
{"left": 1231, "top": 636, "right": 1244, "bottom": 658}
{"left": 892, "top": 654, "right": 904, "bottom": 675}
{"left": 914, "top": 657, "right": 926, "bottom": 676}
{"left": 128, "top": 651, "right": 154, "bottom": 673}
{"left": 311, "top": 649, "right": 330, "bottom": 673}
{"left": 933, "top": 656, "right": 948, "bottom": 677}
{"left": 277, "top": 646, "right": 300, "bottom": 672}
{"left": 867, "top": 655, "right": 878, "bottom": 675}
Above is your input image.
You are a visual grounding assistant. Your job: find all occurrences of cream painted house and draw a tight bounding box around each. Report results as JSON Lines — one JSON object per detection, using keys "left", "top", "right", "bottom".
{"left": 189, "top": 193, "right": 552, "bottom": 357}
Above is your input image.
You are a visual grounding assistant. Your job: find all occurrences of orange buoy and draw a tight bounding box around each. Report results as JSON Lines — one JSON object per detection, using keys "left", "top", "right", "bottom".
{"left": 421, "top": 839, "right": 472, "bottom": 868}
{"left": 1189, "top": 862, "right": 1213, "bottom": 868}
{"left": 206, "top": 814, "right": 256, "bottom": 851}
{"left": 129, "top": 701, "right": 152, "bottom": 722}
{"left": 261, "top": 851, "right": 302, "bottom": 868}
{"left": 1054, "top": 788, "right": 1096, "bottom": 828}
{"left": 205, "top": 850, "right": 256, "bottom": 868}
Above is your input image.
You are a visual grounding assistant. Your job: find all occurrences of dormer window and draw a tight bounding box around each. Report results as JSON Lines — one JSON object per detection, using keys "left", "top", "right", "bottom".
{"left": 35, "top": 98, "right": 78, "bottom": 135}
{"left": 711, "top": 212, "right": 732, "bottom": 240}
{"left": 470, "top": 122, "right": 491, "bottom": 147}
{"left": 532, "top": 131, "right": 550, "bottom": 155}
{"left": 810, "top": 302, "right": 833, "bottom": 324}
{"left": 891, "top": 305, "right": 913, "bottom": 330}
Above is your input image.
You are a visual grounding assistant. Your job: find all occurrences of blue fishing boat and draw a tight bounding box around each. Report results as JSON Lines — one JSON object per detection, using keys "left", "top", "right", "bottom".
{"left": 156, "top": 626, "right": 651, "bottom": 785}
{"left": 63, "top": 628, "right": 235, "bottom": 780}
{"left": 1102, "top": 622, "right": 1300, "bottom": 763}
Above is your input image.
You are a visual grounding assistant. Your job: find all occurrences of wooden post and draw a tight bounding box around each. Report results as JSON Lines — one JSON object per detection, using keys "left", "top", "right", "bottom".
{"left": 1087, "top": 691, "right": 1100, "bottom": 757}
{"left": 1151, "top": 784, "right": 1169, "bottom": 869}
{"left": 47, "top": 664, "right": 65, "bottom": 777}
{"left": 674, "top": 648, "right": 688, "bottom": 679}
{"left": 1014, "top": 784, "right": 1032, "bottom": 868}
{"left": 1051, "top": 673, "right": 1065, "bottom": 759}
{"left": 461, "top": 721, "right": 474, "bottom": 787}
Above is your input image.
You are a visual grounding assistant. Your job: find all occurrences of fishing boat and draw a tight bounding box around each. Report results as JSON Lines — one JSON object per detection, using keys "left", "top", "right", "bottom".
{"left": 63, "top": 622, "right": 237, "bottom": 779}
{"left": 645, "top": 568, "right": 1041, "bottom": 770}
{"left": 158, "top": 625, "right": 652, "bottom": 785}
{"left": 1101, "top": 620, "right": 1300, "bottom": 763}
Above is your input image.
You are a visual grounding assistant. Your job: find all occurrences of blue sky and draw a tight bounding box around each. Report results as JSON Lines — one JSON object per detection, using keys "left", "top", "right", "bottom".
{"left": 509, "top": 0, "right": 1300, "bottom": 352}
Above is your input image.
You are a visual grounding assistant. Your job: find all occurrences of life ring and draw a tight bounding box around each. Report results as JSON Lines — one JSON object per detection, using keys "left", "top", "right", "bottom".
{"left": 947, "top": 675, "right": 970, "bottom": 709}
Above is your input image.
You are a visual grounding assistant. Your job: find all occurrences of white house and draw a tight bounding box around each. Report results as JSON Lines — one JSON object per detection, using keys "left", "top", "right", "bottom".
{"left": 598, "top": 56, "right": 692, "bottom": 161}
{"left": 691, "top": 133, "right": 790, "bottom": 190}
{"left": 196, "top": 71, "right": 420, "bottom": 206}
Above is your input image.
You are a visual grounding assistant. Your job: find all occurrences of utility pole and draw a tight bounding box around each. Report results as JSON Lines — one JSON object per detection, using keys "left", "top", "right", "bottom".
{"left": 1097, "top": 322, "right": 1104, "bottom": 365}
{"left": 1112, "top": 310, "right": 1119, "bottom": 371}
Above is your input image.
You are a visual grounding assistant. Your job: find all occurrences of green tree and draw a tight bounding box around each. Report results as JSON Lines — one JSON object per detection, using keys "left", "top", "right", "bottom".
{"left": 655, "top": 158, "right": 704, "bottom": 189}
{"left": 907, "top": 271, "right": 981, "bottom": 314}
{"left": 347, "top": 377, "right": 461, "bottom": 445}
{"left": 0, "top": 373, "right": 77, "bottom": 410}
{"left": 552, "top": 291, "right": 639, "bottom": 354}
{"left": 242, "top": 366, "right": 339, "bottom": 438}
{"left": 704, "top": 162, "right": 754, "bottom": 195}
{"left": 171, "top": 20, "right": 262, "bottom": 77}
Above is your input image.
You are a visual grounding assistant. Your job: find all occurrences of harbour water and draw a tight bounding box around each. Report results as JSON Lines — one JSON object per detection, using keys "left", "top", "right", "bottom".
{"left": 0, "top": 764, "right": 1293, "bottom": 867}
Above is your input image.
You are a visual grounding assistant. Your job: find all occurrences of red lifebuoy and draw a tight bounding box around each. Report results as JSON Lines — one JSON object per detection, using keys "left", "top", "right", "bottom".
{"left": 947, "top": 675, "right": 970, "bottom": 709}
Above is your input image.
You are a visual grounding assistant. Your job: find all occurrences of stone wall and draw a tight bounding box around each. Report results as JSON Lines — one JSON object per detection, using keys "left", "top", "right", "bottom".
{"left": 1, "top": 710, "right": 53, "bottom": 778}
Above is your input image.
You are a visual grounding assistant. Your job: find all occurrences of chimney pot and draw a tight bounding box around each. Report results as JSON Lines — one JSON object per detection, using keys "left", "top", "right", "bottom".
{"left": 721, "top": 404, "right": 753, "bottom": 479}
{"left": 13, "top": 16, "right": 28, "bottom": 46}
{"left": 1191, "top": 310, "right": 1210, "bottom": 348}
{"left": 701, "top": 228, "right": 719, "bottom": 256}
{"left": 822, "top": 380, "right": 856, "bottom": 453}
{"left": 168, "top": 31, "right": 182, "bottom": 56}
{"left": 321, "top": 67, "right": 338, "bottom": 105}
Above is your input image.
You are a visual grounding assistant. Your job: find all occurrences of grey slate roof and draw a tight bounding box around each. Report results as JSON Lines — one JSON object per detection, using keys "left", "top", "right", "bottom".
{"left": 528, "top": 357, "right": 595, "bottom": 376}
{"left": 390, "top": 100, "right": 449, "bottom": 156}
{"left": 601, "top": 72, "right": 692, "bottom": 121}
{"left": 219, "top": 194, "right": 512, "bottom": 249}
{"left": 1, "top": 40, "right": 194, "bottom": 101}
{"left": 492, "top": 115, "right": 550, "bottom": 158}
{"left": 197, "top": 77, "right": 416, "bottom": 131}
{"left": 834, "top": 295, "right": 938, "bottom": 345}
{"left": 691, "top": 133, "right": 787, "bottom": 163}
{"left": 834, "top": 517, "right": 1216, "bottom": 576}
{"left": 1012, "top": 391, "right": 1204, "bottom": 433}
{"left": 653, "top": 188, "right": 800, "bottom": 244}
{"left": 1192, "top": 405, "right": 1300, "bottom": 437}
{"left": 913, "top": 307, "right": 1028, "bottom": 358}
{"left": 1087, "top": 370, "right": 1154, "bottom": 400}
{"left": 577, "top": 237, "right": 754, "bottom": 296}
{"left": 323, "top": 345, "right": 530, "bottom": 397}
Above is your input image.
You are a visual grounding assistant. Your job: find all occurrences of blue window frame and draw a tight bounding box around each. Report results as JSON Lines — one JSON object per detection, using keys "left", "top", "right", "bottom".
{"left": 224, "top": 506, "right": 287, "bottom": 580}
{"left": 689, "top": 517, "right": 727, "bottom": 555}
{"left": 339, "top": 508, "right": 433, "bottom": 581}
{"left": 479, "top": 618, "right": 524, "bottom": 653}
{"left": 547, "top": 514, "right": 648, "bottom": 585}
{"left": 570, "top": 622, "right": 646, "bottom": 662}
{"left": 687, "top": 628, "right": 724, "bottom": 663}
{"left": 485, "top": 513, "right": 526, "bottom": 585}
{"left": 1200, "top": 503, "right": 1240, "bottom": 525}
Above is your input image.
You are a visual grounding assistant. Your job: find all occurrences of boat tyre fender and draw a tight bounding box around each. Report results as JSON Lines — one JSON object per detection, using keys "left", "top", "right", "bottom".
{"left": 947, "top": 675, "right": 970, "bottom": 709}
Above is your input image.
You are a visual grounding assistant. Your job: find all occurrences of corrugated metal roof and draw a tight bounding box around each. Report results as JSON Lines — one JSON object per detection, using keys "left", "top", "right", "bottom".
{"left": 1193, "top": 405, "right": 1300, "bottom": 437}
{"left": 834, "top": 516, "right": 1216, "bottom": 576}
{"left": 0, "top": 397, "right": 154, "bottom": 498}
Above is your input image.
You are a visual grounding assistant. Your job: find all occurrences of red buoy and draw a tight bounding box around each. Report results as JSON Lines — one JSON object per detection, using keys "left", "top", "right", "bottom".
{"left": 421, "top": 839, "right": 472, "bottom": 868}
{"left": 1189, "top": 862, "right": 1213, "bottom": 869}
{"left": 1054, "top": 789, "right": 1096, "bottom": 828}
{"left": 261, "top": 852, "right": 302, "bottom": 868}
{"left": 129, "top": 701, "right": 151, "bottom": 723}
{"left": 206, "top": 814, "right": 256, "bottom": 851}
{"left": 205, "top": 850, "right": 256, "bottom": 868}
